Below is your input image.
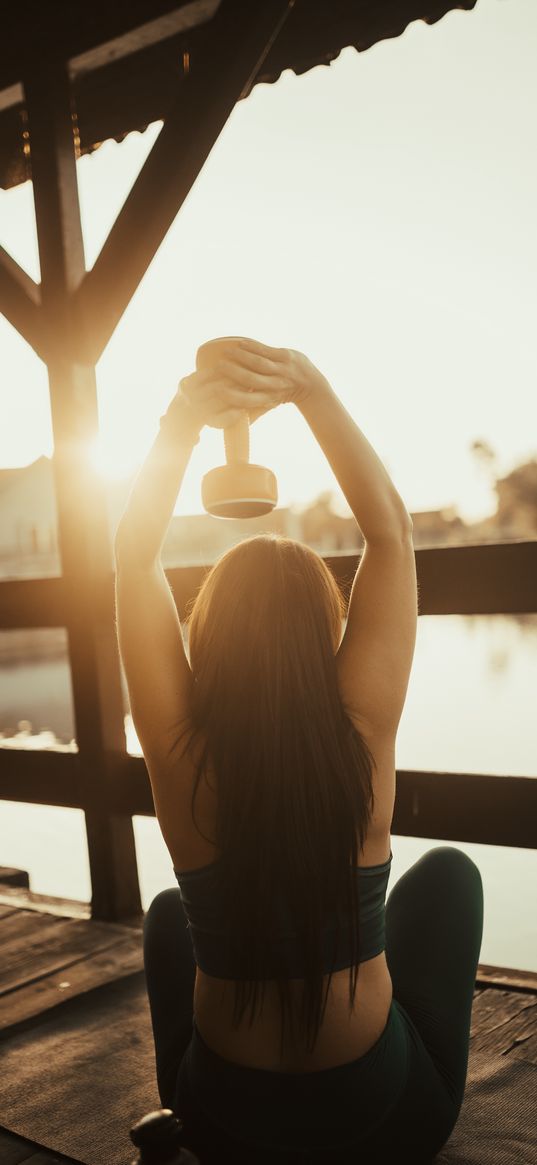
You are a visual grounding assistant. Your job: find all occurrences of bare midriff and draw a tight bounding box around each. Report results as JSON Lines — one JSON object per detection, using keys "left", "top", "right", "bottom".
{"left": 194, "top": 951, "right": 393, "bottom": 1072}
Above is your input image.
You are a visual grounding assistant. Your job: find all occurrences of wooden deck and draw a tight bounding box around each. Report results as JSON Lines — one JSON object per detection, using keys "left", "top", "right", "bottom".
{"left": 0, "top": 894, "right": 143, "bottom": 1037}
{"left": 1, "top": 891, "right": 536, "bottom": 1165}
{"left": 0, "top": 1128, "right": 80, "bottom": 1165}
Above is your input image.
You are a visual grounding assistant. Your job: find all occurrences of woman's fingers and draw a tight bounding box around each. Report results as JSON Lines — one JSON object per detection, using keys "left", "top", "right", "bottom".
{"left": 184, "top": 369, "right": 284, "bottom": 407}
{"left": 211, "top": 384, "right": 277, "bottom": 410}
{"left": 181, "top": 366, "right": 273, "bottom": 398}
{"left": 178, "top": 364, "right": 286, "bottom": 429}
{"left": 237, "top": 338, "right": 288, "bottom": 363}
{"left": 216, "top": 358, "right": 288, "bottom": 393}
{"left": 229, "top": 347, "right": 285, "bottom": 376}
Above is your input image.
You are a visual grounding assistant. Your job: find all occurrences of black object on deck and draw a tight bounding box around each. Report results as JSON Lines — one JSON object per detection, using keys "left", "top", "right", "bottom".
{"left": 130, "top": 1109, "right": 201, "bottom": 1165}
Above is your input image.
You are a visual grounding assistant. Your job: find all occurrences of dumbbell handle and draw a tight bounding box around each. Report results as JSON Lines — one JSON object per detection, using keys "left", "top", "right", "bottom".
{"left": 224, "top": 414, "right": 249, "bottom": 464}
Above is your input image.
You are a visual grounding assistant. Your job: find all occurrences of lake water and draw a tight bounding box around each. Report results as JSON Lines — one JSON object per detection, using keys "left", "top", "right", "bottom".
{"left": 1, "top": 615, "right": 536, "bottom": 971}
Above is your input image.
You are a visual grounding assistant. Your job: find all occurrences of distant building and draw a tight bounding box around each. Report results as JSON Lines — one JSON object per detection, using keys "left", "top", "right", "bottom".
{"left": 492, "top": 460, "right": 537, "bottom": 537}
{"left": 299, "top": 492, "right": 362, "bottom": 553}
{"left": 409, "top": 506, "right": 468, "bottom": 547}
{"left": 0, "top": 457, "right": 306, "bottom": 576}
{"left": 162, "top": 506, "right": 303, "bottom": 567}
{"left": 2, "top": 456, "right": 532, "bottom": 581}
{"left": 0, "top": 457, "right": 59, "bottom": 577}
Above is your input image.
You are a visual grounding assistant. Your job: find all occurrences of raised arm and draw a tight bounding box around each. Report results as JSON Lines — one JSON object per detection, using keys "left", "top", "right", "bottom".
{"left": 296, "top": 373, "right": 412, "bottom": 543}
{"left": 227, "top": 341, "right": 418, "bottom": 752}
{"left": 114, "top": 363, "right": 277, "bottom": 840}
{"left": 296, "top": 377, "right": 417, "bottom": 742}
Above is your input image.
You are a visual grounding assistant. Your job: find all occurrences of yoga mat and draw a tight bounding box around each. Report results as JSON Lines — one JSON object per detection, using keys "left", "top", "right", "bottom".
{"left": 1, "top": 972, "right": 535, "bottom": 1165}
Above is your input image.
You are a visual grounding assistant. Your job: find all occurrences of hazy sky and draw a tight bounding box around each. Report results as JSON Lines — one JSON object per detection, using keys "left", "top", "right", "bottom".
{"left": 1, "top": 0, "right": 535, "bottom": 521}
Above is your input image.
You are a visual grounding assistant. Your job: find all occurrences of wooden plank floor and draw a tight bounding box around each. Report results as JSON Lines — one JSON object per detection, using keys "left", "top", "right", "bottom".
{"left": 471, "top": 983, "right": 537, "bottom": 1060}
{"left": 0, "top": 892, "right": 143, "bottom": 1036}
{"left": 1, "top": 900, "right": 536, "bottom": 1164}
{"left": 0, "top": 1126, "right": 82, "bottom": 1165}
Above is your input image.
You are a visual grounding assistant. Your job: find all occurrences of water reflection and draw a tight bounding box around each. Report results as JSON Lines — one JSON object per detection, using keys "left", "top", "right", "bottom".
{"left": 1, "top": 617, "right": 536, "bottom": 776}
{"left": 465, "top": 613, "right": 537, "bottom": 676}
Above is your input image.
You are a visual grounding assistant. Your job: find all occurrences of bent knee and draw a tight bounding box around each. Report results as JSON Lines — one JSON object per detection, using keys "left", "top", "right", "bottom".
{"left": 422, "top": 846, "right": 482, "bottom": 888}
{"left": 143, "top": 886, "right": 184, "bottom": 931}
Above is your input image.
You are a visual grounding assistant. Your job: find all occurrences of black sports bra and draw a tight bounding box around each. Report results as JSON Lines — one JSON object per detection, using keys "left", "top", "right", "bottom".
{"left": 174, "top": 851, "right": 392, "bottom": 979}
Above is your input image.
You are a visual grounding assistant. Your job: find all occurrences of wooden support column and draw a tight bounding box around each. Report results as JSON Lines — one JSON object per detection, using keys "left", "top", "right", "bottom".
{"left": 17, "top": 1, "right": 295, "bottom": 917}
{"left": 23, "top": 62, "right": 142, "bottom": 921}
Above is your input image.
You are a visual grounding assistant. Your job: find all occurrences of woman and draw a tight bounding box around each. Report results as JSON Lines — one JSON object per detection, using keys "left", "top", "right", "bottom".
{"left": 115, "top": 338, "right": 484, "bottom": 1165}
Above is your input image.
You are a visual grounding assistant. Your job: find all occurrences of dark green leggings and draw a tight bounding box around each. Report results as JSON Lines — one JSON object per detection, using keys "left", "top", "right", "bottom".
{"left": 143, "top": 845, "right": 484, "bottom": 1163}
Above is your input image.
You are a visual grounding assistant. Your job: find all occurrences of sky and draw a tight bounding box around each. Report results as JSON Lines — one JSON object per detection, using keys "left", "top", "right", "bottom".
{"left": 0, "top": 0, "right": 536, "bottom": 521}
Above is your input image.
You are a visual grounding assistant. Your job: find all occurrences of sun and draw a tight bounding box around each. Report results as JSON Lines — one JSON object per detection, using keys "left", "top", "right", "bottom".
{"left": 86, "top": 436, "right": 141, "bottom": 481}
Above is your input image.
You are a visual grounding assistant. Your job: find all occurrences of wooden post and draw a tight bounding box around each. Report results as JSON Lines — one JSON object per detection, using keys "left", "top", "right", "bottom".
{"left": 18, "top": 2, "right": 295, "bottom": 919}
{"left": 23, "top": 61, "right": 142, "bottom": 921}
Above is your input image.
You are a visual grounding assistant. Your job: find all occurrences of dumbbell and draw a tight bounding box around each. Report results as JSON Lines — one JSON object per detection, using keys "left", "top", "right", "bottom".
{"left": 130, "top": 1109, "right": 200, "bottom": 1164}
{"left": 197, "top": 336, "right": 278, "bottom": 519}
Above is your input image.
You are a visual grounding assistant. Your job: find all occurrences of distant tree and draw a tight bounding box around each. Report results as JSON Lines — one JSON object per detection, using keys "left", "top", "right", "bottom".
{"left": 470, "top": 438, "right": 497, "bottom": 475}
{"left": 310, "top": 491, "right": 335, "bottom": 511}
{"left": 469, "top": 442, "right": 537, "bottom": 533}
{"left": 494, "top": 459, "right": 537, "bottom": 533}
{"left": 301, "top": 491, "right": 359, "bottom": 550}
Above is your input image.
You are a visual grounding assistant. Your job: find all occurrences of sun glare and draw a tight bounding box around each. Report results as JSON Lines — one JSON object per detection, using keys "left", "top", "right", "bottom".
{"left": 87, "top": 436, "right": 140, "bottom": 481}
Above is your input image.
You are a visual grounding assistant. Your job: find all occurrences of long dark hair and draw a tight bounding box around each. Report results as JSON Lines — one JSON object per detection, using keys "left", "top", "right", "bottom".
{"left": 183, "top": 534, "right": 376, "bottom": 1057}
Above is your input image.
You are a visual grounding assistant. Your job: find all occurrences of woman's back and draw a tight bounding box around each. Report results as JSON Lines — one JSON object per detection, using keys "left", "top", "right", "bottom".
{"left": 165, "top": 726, "right": 395, "bottom": 1072}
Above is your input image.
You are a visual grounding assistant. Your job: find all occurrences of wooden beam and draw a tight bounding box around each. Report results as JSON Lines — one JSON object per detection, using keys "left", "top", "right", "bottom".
{"left": 0, "top": 884, "right": 90, "bottom": 919}
{"left": 76, "top": 0, "right": 296, "bottom": 360}
{"left": 0, "top": 574, "right": 114, "bottom": 629}
{"left": 0, "top": 82, "right": 23, "bottom": 114}
{"left": 0, "top": 577, "right": 67, "bottom": 628}
{"left": 403, "top": 539, "right": 537, "bottom": 616}
{"left": 392, "top": 770, "right": 537, "bottom": 849}
{"left": 0, "top": 749, "right": 81, "bottom": 807}
{"left": 325, "top": 539, "right": 537, "bottom": 615}
{"left": 0, "top": 2, "right": 215, "bottom": 94}
{"left": 167, "top": 540, "right": 537, "bottom": 618}
{"left": 23, "top": 61, "right": 142, "bottom": 922}
{"left": 0, "top": 245, "right": 47, "bottom": 359}
{"left": 0, "top": 541, "right": 535, "bottom": 631}
{"left": 476, "top": 964, "right": 537, "bottom": 994}
{"left": 70, "top": 0, "right": 218, "bottom": 78}
{"left": 96, "top": 761, "right": 537, "bottom": 850}
{"left": 2, "top": 748, "right": 535, "bottom": 851}
{"left": 165, "top": 541, "right": 537, "bottom": 620}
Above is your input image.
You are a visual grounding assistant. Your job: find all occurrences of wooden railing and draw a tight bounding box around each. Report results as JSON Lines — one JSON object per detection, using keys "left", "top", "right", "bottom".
{"left": 1, "top": 538, "right": 536, "bottom": 918}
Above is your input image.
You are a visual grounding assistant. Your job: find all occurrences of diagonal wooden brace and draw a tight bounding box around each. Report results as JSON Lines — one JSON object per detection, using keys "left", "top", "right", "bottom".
{"left": 75, "top": 0, "right": 296, "bottom": 362}
{"left": 0, "top": 244, "right": 47, "bottom": 360}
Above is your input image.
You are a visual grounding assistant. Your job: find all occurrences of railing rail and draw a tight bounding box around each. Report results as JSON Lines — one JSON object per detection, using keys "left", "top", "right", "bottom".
{"left": 1, "top": 540, "right": 536, "bottom": 628}
{"left": 1, "top": 539, "right": 536, "bottom": 893}
{"left": 0, "top": 747, "right": 535, "bottom": 851}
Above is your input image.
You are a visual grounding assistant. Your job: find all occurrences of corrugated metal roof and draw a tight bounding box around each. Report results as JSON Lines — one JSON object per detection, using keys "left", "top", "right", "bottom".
{"left": 0, "top": 1, "right": 478, "bottom": 190}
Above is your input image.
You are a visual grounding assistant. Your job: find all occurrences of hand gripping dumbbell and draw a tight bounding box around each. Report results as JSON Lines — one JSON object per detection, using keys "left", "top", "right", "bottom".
{"left": 197, "top": 336, "right": 278, "bottom": 519}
